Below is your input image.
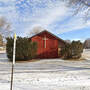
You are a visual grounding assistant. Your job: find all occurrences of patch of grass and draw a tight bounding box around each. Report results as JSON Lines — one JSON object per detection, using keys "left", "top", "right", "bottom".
{"left": 65, "top": 58, "right": 86, "bottom": 61}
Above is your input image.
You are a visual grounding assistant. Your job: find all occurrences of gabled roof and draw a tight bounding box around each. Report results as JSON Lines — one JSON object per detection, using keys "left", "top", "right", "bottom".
{"left": 29, "top": 30, "right": 66, "bottom": 44}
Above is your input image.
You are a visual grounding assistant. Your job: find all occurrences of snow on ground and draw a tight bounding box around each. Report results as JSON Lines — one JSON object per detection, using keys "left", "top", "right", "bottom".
{"left": 0, "top": 49, "right": 90, "bottom": 90}
{"left": 82, "top": 49, "right": 90, "bottom": 60}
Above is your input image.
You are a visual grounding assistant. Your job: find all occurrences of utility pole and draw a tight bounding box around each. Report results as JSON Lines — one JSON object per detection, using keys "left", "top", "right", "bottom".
{"left": 10, "top": 33, "right": 16, "bottom": 90}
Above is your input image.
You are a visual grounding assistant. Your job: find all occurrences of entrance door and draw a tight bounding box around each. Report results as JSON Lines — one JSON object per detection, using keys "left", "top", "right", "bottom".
{"left": 42, "top": 38, "right": 58, "bottom": 58}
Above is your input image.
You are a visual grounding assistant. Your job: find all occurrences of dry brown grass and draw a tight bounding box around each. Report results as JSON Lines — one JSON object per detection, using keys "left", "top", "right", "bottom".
{"left": 16, "top": 59, "right": 40, "bottom": 63}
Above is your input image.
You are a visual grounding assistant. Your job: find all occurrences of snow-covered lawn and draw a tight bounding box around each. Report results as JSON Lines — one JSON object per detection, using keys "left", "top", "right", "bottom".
{"left": 82, "top": 49, "right": 90, "bottom": 60}
{"left": 0, "top": 49, "right": 90, "bottom": 90}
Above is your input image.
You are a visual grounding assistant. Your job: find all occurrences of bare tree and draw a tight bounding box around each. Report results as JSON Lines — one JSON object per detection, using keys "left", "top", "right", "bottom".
{"left": 65, "top": 40, "right": 71, "bottom": 43}
{"left": 67, "top": 0, "right": 90, "bottom": 7}
{"left": 84, "top": 38, "right": 90, "bottom": 49}
{"left": 65, "top": 0, "right": 90, "bottom": 20}
{"left": 0, "top": 34, "right": 3, "bottom": 46}
{"left": 28, "top": 26, "right": 44, "bottom": 37}
{"left": 0, "top": 17, "right": 12, "bottom": 38}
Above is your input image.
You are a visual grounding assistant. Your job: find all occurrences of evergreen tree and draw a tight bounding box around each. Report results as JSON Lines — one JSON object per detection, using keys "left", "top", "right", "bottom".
{"left": 61, "top": 41, "right": 83, "bottom": 59}
{"left": 0, "top": 34, "right": 3, "bottom": 46}
{"left": 6, "top": 37, "right": 37, "bottom": 61}
{"left": 71, "top": 41, "right": 83, "bottom": 58}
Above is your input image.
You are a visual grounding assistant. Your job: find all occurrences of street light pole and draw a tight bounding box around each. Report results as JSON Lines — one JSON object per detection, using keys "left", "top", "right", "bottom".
{"left": 10, "top": 33, "right": 16, "bottom": 90}
{"left": 10, "top": 62, "right": 14, "bottom": 90}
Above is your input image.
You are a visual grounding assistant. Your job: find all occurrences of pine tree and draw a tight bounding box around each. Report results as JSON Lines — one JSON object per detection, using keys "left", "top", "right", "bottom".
{"left": 0, "top": 34, "right": 3, "bottom": 46}
{"left": 61, "top": 41, "right": 83, "bottom": 59}
{"left": 6, "top": 37, "right": 37, "bottom": 61}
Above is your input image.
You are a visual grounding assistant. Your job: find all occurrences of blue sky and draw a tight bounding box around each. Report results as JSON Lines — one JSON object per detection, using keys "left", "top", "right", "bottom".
{"left": 0, "top": 0, "right": 90, "bottom": 42}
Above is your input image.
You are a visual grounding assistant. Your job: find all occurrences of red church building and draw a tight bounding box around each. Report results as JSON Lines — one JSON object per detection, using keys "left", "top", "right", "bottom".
{"left": 30, "top": 30, "right": 66, "bottom": 59}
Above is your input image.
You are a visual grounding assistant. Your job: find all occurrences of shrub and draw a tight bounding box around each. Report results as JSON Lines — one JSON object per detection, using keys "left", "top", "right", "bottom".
{"left": 61, "top": 44, "right": 72, "bottom": 59}
{"left": 71, "top": 41, "right": 83, "bottom": 59}
{"left": 6, "top": 37, "right": 37, "bottom": 61}
{"left": 61, "top": 41, "right": 83, "bottom": 59}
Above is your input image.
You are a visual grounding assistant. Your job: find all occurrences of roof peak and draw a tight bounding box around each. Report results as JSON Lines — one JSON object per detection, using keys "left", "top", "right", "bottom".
{"left": 29, "top": 30, "right": 67, "bottom": 44}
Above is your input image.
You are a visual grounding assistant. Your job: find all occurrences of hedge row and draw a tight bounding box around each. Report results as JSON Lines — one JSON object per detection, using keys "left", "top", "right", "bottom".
{"left": 61, "top": 41, "right": 83, "bottom": 59}
{"left": 6, "top": 37, "right": 37, "bottom": 61}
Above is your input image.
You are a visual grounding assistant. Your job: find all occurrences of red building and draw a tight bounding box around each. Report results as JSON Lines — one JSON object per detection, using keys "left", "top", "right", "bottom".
{"left": 30, "top": 30, "right": 66, "bottom": 59}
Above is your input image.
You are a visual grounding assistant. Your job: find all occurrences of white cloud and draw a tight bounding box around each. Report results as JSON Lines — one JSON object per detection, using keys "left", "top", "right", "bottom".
{"left": 20, "top": 0, "right": 90, "bottom": 36}
{"left": 0, "top": 6, "right": 15, "bottom": 12}
{"left": 0, "top": 0, "right": 17, "bottom": 20}
{"left": 55, "top": 17, "right": 90, "bottom": 34}
{"left": 0, "top": 0, "right": 15, "bottom": 2}
{"left": 23, "top": 1, "right": 69, "bottom": 35}
{"left": 0, "top": 0, "right": 90, "bottom": 37}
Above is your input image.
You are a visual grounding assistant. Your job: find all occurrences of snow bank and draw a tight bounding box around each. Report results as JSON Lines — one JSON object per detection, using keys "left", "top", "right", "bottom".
{"left": 82, "top": 49, "right": 90, "bottom": 60}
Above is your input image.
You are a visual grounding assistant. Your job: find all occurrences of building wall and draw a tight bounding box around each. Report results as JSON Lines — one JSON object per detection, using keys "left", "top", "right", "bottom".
{"left": 31, "top": 32, "right": 59, "bottom": 58}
